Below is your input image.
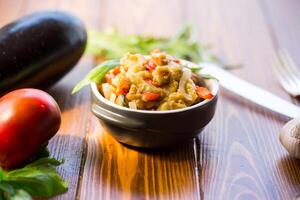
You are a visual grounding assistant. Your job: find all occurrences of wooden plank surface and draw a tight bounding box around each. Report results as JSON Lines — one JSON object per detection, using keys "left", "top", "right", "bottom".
{"left": 186, "top": 0, "right": 300, "bottom": 199}
{"left": 78, "top": 1, "right": 201, "bottom": 199}
{"left": 0, "top": 0, "right": 299, "bottom": 200}
{"left": 0, "top": 1, "right": 94, "bottom": 200}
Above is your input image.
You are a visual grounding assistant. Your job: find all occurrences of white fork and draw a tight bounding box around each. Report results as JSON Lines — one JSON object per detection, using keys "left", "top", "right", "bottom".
{"left": 273, "top": 49, "right": 300, "bottom": 97}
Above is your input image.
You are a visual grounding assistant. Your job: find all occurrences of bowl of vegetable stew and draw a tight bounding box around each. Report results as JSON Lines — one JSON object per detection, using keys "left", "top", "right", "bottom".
{"left": 88, "top": 52, "right": 219, "bottom": 148}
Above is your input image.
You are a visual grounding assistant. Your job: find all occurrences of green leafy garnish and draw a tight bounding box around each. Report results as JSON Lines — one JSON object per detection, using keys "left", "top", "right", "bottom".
{"left": 72, "top": 59, "right": 120, "bottom": 94}
{"left": 182, "top": 64, "right": 218, "bottom": 80}
{"left": 0, "top": 157, "right": 68, "bottom": 200}
{"left": 86, "top": 25, "right": 216, "bottom": 63}
{"left": 73, "top": 25, "right": 220, "bottom": 94}
{"left": 200, "top": 74, "right": 218, "bottom": 81}
{"left": 182, "top": 63, "right": 202, "bottom": 73}
{"left": 3, "top": 189, "right": 31, "bottom": 200}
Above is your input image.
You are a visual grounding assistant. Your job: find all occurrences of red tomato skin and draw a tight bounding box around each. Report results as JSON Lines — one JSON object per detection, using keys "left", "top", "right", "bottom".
{"left": 0, "top": 89, "right": 61, "bottom": 168}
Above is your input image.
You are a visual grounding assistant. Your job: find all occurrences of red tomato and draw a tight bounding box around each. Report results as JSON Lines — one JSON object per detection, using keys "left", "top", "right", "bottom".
{"left": 195, "top": 86, "right": 214, "bottom": 100}
{"left": 142, "top": 92, "right": 160, "bottom": 102}
{"left": 0, "top": 89, "right": 61, "bottom": 168}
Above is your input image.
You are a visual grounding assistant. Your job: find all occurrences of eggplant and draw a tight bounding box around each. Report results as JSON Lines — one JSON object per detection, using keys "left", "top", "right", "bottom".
{"left": 0, "top": 11, "right": 87, "bottom": 94}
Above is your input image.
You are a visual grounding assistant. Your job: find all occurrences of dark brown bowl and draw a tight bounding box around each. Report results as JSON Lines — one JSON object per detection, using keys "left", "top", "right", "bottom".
{"left": 90, "top": 75, "right": 219, "bottom": 148}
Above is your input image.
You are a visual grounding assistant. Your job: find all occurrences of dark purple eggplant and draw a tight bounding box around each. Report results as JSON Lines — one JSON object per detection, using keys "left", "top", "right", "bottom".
{"left": 0, "top": 11, "right": 87, "bottom": 94}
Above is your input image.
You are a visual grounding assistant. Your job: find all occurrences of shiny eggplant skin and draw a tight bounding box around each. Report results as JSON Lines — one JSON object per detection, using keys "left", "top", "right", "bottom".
{"left": 0, "top": 11, "right": 87, "bottom": 94}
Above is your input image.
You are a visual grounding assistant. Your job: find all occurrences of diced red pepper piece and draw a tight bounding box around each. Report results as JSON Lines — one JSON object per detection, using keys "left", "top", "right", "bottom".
{"left": 116, "top": 77, "right": 130, "bottom": 95}
{"left": 142, "top": 92, "right": 160, "bottom": 102}
{"left": 174, "top": 59, "right": 181, "bottom": 64}
{"left": 195, "top": 86, "right": 214, "bottom": 100}
{"left": 145, "top": 60, "right": 157, "bottom": 72}
{"left": 112, "top": 66, "right": 120, "bottom": 75}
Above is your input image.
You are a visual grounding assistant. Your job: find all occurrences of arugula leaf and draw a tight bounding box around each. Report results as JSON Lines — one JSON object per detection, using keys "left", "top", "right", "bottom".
{"left": 72, "top": 59, "right": 120, "bottom": 94}
{"left": 183, "top": 64, "right": 202, "bottom": 73}
{"left": 200, "top": 74, "right": 218, "bottom": 81}
{"left": 85, "top": 25, "right": 216, "bottom": 63}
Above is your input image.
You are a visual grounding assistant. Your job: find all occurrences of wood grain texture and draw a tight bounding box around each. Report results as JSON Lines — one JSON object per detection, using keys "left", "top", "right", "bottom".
{"left": 1, "top": 0, "right": 300, "bottom": 200}
{"left": 0, "top": 0, "right": 24, "bottom": 24}
{"left": 78, "top": 0, "right": 300, "bottom": 200}
{"left": 78, "top": 1, "right": 202, "bottom": 199}
{"left": 0, "top": 1, "right": 94, "bottom": 199}
{"left": 79, "top": 117, "right": 201, "bottom": 200}
{"left": 260, "top": 0, "right": 300, "bottom": 67}
{"left": 259, "top": 0, "right": 300, "bottom": 106}
{"left": 186, "top": 0, "right": 300, "bottom": 199}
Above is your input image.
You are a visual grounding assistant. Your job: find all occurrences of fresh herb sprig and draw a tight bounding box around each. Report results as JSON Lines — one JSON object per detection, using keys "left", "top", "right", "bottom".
{"left": 72, "top": 59, "right": 120, "bottom": 94}
{"left": 0, "top": 157, "right": 68, "bottom": 200}
{"left": 86, "top": 25, "right": 216, "bottom": 63}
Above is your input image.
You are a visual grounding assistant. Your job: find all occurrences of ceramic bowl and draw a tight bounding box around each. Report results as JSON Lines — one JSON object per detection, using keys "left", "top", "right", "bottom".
{"left": 90, "top": 71, "right": 219, "bottom": 148}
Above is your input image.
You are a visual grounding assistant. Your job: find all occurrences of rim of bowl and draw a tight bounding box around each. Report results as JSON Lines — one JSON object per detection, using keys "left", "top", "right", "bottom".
{"left": 91, "top": 60, "right": 219, "bottom": 114}
{"left": 91, "top": 80, "right": 219, "bottom": 114}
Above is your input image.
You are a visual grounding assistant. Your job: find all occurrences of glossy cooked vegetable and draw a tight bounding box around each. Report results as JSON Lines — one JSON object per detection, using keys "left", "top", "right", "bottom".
{"left": 96, "top": 52, "right": 214, "bottom": 111}
{"left": 0, "top": 89, "right": 61, "bottom": 168}
{"left": 0, "top": 11, "right": 87, "bottom": 94}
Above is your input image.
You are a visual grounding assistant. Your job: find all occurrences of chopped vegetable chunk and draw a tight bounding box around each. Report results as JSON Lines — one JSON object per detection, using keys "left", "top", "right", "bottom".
{"left": 195, "top": 86, "right": 214, "bottom": 100}
{"left": 142, "top": 92, "right": 161, "bottom": 102}
{"left": 99, "top": 52, "right": 214, "bottom": 110}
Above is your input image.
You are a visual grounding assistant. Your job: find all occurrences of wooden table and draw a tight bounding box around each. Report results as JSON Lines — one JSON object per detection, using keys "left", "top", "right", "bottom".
{"left": 1, "top": 0, "right": 300, "bottom": 199}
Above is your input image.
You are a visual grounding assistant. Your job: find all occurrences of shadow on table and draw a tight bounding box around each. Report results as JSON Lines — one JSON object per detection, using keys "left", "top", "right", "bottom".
{"left": 277, "top": 155, "right": 300, "bottom": 186}
{"left": 122, "top": 138, "right": 196, "bottom": 158}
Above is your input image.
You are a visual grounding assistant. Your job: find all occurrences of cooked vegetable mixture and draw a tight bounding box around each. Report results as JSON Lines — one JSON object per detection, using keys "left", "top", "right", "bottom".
{"left": 100, "top": 51, "right": 213, "bottom": 110}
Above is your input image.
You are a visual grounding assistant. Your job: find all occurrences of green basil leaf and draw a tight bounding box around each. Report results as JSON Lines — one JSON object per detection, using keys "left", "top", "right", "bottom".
{"left": 7, "top": 189, "right": 31, "bottom": 200}
{"left": 24, "top": 157, "right": 63, "bottom": 169}
{"left": 72, "top": 59, "right": 120, "bottom": 94}
{"left": 0, "top": 168, "right": 4, "bottom": 181}
{"left": 3, "top": 172, "right": 67, "bottom": 197}
{"left": 3, "top": 158, "right": 68, "bottom": 198}
{"left": 0, "top": 182, "right": 14, "bottom": 196}
{"left": 0, "top": 192, "right": 4, "bottom": 200}
{"left": 0, "top": 183, "right": 31, "bottom": 200}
